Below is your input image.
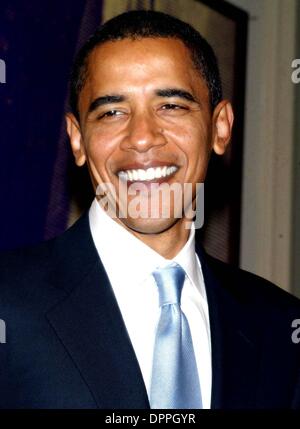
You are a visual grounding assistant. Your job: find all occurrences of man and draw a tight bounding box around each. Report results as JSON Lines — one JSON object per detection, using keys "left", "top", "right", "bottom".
{"left": 0, "top": 10, "right": 300, "bottom": 409}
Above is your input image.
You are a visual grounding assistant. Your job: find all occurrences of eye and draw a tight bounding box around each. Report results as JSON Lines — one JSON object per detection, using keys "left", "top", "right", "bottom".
{"left": 161, "top": 104, "right": 185, "bottom": 110}
{"left": 159, "top": 103, "right": 189, "bottom": 115}
{"left": 97, "top": 110, "right": 124, "bottom": 120}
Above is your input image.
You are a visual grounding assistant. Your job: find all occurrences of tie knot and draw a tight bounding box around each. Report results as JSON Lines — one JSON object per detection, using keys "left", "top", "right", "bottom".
{"left": 152, "top": 264, "right": 186, "bottom": 306}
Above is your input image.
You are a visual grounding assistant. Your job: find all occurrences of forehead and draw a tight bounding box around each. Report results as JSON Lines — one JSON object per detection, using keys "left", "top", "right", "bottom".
{"left": 91, "top": 37, "right": 205, "bottom": 81}
{"left": 79, "top": 37, "right": 209, "bottom": 109}
{"left": 89, "top": 37, "right": 193, "bottom": 68}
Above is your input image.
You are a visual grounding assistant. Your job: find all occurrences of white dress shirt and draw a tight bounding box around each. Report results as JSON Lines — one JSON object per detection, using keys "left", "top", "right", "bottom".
{"left": 89, "top": 198, "right": 212, "bottom": 408}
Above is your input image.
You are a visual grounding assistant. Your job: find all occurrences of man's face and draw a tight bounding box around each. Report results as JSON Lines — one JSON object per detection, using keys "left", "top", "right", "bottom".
{"left": 67, "top": 37, "right": 233, "bottom": 236}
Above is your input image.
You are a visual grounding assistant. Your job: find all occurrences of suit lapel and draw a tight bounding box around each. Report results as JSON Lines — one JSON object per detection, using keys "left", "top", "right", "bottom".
{"left": 196, "top": 243, "right": 262, "bottom": 409}
{"left": 46, "top": 214, "right": 149, "bottom": 409}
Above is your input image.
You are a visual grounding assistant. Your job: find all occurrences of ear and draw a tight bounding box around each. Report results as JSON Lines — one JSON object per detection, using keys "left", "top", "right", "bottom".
{"left": 211, "top": 100, "right": 234, "bottom": 155}
{"left": 65, "top": 113, "right": 86, "bottom": 166}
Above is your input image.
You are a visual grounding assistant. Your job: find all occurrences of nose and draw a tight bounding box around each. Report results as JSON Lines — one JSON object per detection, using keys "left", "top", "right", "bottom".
{"left": 120, "top": 110, "right": 167, "bottom": 153}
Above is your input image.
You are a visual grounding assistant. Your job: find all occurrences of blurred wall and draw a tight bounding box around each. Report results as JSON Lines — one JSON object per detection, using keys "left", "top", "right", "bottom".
{"left": 230, "top": 0, "right": 299, "bottom": 295}
{"left": 292, "top": 0, "right": 300, "bottom": 298}
{"left": 0, "top": 0, "right": 87, "bottom": 249}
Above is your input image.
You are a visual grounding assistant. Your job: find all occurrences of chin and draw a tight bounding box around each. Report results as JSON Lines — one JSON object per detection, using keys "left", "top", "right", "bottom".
{"left": 119, "top": 217, "right": 180, "bottom": 236}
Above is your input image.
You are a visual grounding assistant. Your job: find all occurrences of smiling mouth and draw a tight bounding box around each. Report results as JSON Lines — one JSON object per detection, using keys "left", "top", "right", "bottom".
{"left": 117, "top": 165, "right": 178, "bottom": 182}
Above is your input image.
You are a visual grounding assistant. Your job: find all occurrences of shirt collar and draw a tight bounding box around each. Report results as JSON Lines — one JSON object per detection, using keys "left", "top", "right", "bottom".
{"left": 88, "top": 198, "right": 204, "bottom": 297}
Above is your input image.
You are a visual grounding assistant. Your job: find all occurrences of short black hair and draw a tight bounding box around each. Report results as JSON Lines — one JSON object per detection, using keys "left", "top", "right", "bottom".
{"left": 69, "top": 10, "right": 222, "bottom": 120}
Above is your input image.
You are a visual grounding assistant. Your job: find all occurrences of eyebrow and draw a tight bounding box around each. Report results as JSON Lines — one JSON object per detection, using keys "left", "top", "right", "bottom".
{"left": 87, "top": 87, "right": 199, "bottom": 115}
{"left": 155, "top": 88, "right": 198, "bottom": 103}
{"left": 88, "top": 95, "right": 126, "bottom": 113}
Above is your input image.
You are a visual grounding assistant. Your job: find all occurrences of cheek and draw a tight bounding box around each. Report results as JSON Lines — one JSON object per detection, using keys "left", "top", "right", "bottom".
{"left": 84, "top": 127, "right": 118, "bottom": 169}
{"left": 176, "top": 125, "right": 211, "bottom": 182}
{"left": 171, "top": 121, "right": 211, "bottom": 157}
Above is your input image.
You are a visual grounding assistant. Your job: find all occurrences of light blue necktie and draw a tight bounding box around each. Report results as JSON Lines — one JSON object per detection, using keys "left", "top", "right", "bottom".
{"left": 150, "top": 263, "right": 202, "bottom": 409}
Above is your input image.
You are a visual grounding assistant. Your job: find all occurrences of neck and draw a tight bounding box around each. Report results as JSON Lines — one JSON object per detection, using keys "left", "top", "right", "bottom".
{"left": 120, "top": 218, "right": 192, "bottom": 259}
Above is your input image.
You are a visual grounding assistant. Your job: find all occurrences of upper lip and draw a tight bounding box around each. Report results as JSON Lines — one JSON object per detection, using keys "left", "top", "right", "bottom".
{"left": 116, "top": 160, "right": 179, "bottom": 173}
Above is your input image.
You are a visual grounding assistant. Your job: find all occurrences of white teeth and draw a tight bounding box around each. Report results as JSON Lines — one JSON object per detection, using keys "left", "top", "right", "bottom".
{"left": 138, "top": 169, "right": 146, "bottom": 180}
{"left": 132, "top": 170, "right": 138, "bottom": 181}
{"left": 118, "top": 165, "right": 178, "bottom": 182}
{"left": 146, "top": 168, "right": 155, "bottom": 180}
{"left": 154, "top": 168, "right": 161, "bottom": 179}
{"left": 166, "top": 166, "right": 174, "bottom": 176}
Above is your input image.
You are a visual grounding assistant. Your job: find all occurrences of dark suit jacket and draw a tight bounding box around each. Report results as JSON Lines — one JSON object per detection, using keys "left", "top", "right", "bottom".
{"left": 0, "top": 212, "right": 300, "bottom": 409}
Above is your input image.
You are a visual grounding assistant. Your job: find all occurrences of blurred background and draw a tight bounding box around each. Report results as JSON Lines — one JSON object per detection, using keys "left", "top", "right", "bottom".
{"left": 0, "top": 0, "right": 299, "bottom": 297}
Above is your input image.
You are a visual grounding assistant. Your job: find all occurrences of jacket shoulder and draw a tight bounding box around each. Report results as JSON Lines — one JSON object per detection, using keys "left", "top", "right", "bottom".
{"left": 0, "top": 213, "right": 91, "bottom": 280}
{"left": 205, "top": 253, "right": 300, "bottom": 311}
